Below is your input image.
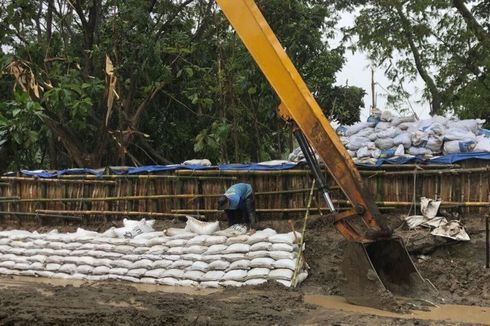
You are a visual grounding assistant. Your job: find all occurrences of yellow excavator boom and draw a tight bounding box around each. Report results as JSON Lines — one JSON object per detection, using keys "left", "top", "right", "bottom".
{"left": 216, "top": 0, "right": 433, "bottom": 309}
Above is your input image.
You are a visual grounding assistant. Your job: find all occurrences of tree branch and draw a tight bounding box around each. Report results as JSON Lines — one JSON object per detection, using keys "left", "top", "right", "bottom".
{"left": 453, "top": 0, "right": 490, "bottom": 47}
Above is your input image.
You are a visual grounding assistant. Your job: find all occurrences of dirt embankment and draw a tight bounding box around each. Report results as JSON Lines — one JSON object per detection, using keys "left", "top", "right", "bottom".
{"left": 0, "top": 214, "right": 488, "bottom": 325}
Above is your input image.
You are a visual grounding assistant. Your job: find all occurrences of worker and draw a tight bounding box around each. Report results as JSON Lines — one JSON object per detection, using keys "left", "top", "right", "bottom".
{"left": 217, "top": 183, "right": 257, "bottom": 229}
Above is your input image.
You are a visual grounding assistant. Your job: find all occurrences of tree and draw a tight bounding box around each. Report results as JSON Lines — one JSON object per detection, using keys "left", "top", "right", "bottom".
{"left": 0, "top": 0, "right": 365, "bottom": 169}
{"left": 341, "top": 0, "right": 490, "bottom": 119}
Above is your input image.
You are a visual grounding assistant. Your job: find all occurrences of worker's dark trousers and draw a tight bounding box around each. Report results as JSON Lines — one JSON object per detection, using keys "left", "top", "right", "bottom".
{"left": 227, "top": 194, "right": 257, "bottom": 227}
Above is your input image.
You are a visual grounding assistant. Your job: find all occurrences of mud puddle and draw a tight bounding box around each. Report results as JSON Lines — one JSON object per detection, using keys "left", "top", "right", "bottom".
{"left": 305, "top": 294, "right": 490, "bottom": 325}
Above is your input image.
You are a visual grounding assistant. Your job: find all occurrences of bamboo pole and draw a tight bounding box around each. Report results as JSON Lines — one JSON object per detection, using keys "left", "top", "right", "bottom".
{"left": 35, "top": 209, "right": 204, "bottom": 218}
{"left": 0, "top": 188, "right": 332, "bottom": 204}
{"left": 292, "top": 180, "right": 315, "bottom": 286}
{"left": 0, "top": 182, "right": 10, "bottom": 186}
{"left": 174, "top": 169, "right": 385, "bottom": 176}
{"left": 0, "top": 211, "right": 83, "bottom": 220}
{"left": 54, "top": 175, "right": 238, "bottom": 180}
{"left": 383, "top": 166, "right": 490, "bottom": 176}
{"left": 172, "top": 206, "right": 397, "bottom": 214}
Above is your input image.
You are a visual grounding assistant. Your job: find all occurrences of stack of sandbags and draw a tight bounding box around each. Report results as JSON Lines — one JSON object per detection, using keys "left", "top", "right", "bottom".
{"left": 0, "top": 224, "right": 307, "bottom": 288}
{"left": 288, "top": 111, "right": 488, "bottom": 165}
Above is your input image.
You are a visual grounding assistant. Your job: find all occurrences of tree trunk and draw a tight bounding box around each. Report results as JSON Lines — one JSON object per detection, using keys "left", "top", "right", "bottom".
{"left": 453, "top": 0, "right": 490, "bottom": 48}
{"left": 395, "top": 3, "right": 443, "bottom": 115}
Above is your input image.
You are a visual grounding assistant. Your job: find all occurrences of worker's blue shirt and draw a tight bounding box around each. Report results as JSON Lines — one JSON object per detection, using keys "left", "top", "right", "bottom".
{"left": 224, "top": 183, "right": 253, "bottom": 210}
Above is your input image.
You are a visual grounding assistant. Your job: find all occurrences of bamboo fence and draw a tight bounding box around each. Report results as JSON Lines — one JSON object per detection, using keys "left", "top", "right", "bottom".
{"left": 0, "top": 159, "right": 488, "bottom": 222}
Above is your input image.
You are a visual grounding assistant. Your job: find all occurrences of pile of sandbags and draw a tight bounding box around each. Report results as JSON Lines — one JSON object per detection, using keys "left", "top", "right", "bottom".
{"left": 288, "top": 111, "right": 489, "bottom": 164}
{"left": 337, "top": 112, "right": 488, "bottom": 162}
{"left": 0, "top": 220, "right": 307, "bottom": 288}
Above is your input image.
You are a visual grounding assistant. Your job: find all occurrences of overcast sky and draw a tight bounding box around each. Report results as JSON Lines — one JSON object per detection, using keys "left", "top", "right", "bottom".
{"left": 333, "top": 12, "right": 431, "bottom": 121}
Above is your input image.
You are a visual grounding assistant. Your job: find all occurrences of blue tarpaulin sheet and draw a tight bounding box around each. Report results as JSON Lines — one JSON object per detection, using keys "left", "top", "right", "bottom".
{"left": 14, "top": 152, "right": 490, "bottom": 178}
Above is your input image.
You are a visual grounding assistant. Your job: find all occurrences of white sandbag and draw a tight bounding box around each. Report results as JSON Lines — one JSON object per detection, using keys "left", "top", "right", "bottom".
{"left": 112, "top": 245, "right": 135, "bottom": 254}
{"left": 0, "top": 261, "right": 15, "bottom": 269}
{"left": 226, "top": 235, "right": 249, "bottom": 244}
{"left": 443, "top": 140, "right": 476, "bottom": 154}
{"left": 296, "top": 271, "right": 309, "bottom": 285}
{"left": 224, "top": 243, "right": 250, "bottom": 254}
{"left": 408, "top": 147, "right": 432, "bottom": 156}
{"left": 134, "top": 247, "right": 149, "bottom": 255}
{"left": 187, "top": 235, "right": 210, "bottom": 246}
{"left": 246, "top": 251, "right": 270, "bottom": 259}
{"left": 269, "top": 251, "right": 296, "bottom": 260}
{"left": 189, "top": 261, "right": 209, "bottom": 272}
{"left": 145, "top": 269, "right": 166, "bottom": 278}
{"left": 244, "top": 279, "right": 267, "bottom": 286}
{"left": 247, "top": 268, "right": 270, "bottom": 279}
{"left": 183, "top": 245, "right": 208, "bottom": 254}
{"left": 346, "top": 136, "right": 370, "bottom": 151}
{"left": 157, "top": 277, "right": 179, "bottom": 286}
{"left": 46, "top": 255, "right": 64, "bottom": 264}
{"left": 228, "top": 260, "right": 250, "bottom": 271}
{"left": 110, "top": 267, "right": 128, "bottom": 275}
{"left": 165, "top": 228, "right": 188, "bottom": 237}
{"left": 46, "top": 263, "right": 61, "bottom": 271}
{"left": 121, "top": 254, "right": 139, "bottom": 262}
{"left": 162, "top": 255, "right": 180, "bottom": 261}
{"left": 250, "top": 242, "right": 272, "bottom": 251}
{"left": 448, "top": 119, "right": 484, "bottom": 133}
{"left": 168, "top": 247, "right": 184, "bottom": 255}
{"left": 222, "top": 269, "right": 248, "bottom": 281}
{"left": 426, "top": 135, "right": 443, "bottom": 153}
{"left": 9, "top": 240, "right": 31, "bottom": 248}
{"left": 208, "top": 260, "right": 230, "bottom": 270}
{"left": 347, "top": 150, "right": 356, "bottom": 157}
{"left": 250, "top": 257, "right": 275, "bottom": 268}
{"left": 273, "top": 259, "right": 296, "bottom": 270}
{"left": 185, "top": 216, "right": 220, "bottom": 235}
{"left": 393, "top": 133, "right": 411, "bottom": 149}
{"left": 204, "top": 236, "right": 227, "bottom": 246}
{"left": 246, "top": 230, "right": 275, "bottom": 244}
{"left": 271, "top": 243, "right": 294, "bottom": 252}
{"left": 420, "top": 197, "right": 441, "bottom": 219}
{"left": 275, "top": 280, "right": 292, "bottom": 287}
{"left": 92, "top": 266, "right": 111, "bottom": 275}
{"left": 356, "top": 147, "right": 371, "bottom": 158}
{"left": 140, "top": 277, "right": 157, "bottom": 284}
{"left": 202, "top": 271, "right": 225, "bottom": 281}
{"left": 112, "top": 259, "right": 132, "bottom": 269}
{"left": 29, "top": 262, "right": 43, "bottom": 270}
{"left": 0, "top": 239, "right": 10, "bottom": 245}
{"left": 126, "top": 268, "right": 147, "bottom": 277}
{"left": 148, "top": 245, "right": 168, "bottom": 254}
{"left": 162, "top": 269, "right": 184, "bottom": 279}
{"left": 75, "top": 265, "right": 93, "bottom": 274}
{"left": 268, "top": 269, "right": 294, "bottom": 281}
{"left": 170, "top": 260, "right": 193, "bottom": 269}
{"left": 14, "top": 262, "right": 30, "bottom": 270}
{"left": 374, "top": 138, "right": 394, "bottom": 150}
{"left": 474, "top": 136, "right": 490, "bottom": 152}
{"left": 58, "top": 264, "right": 77, "bottom": 274}
{"left": 144, "top": 237, "right": 167, "bottom": 247}
{"left": 219, "top": 280, "right": 243, "bottom": 287}
{"left": 345, "top": 122, "right": 372, "bottom": 136}
{"left": 214, "top": 224, "right": 248, "bottom": 237}
{"left": 75, "top": 228, "right": 99, "bottom": 238}
{"left": 151, "top": 260, "right": 172, "bottom": 269}
{"left": 167, "top": 239, "right": 188, "bottom": 247}
{"left": 177, "top": 280, "right": 199, "bottom": 287}
{"left": 131, "top": 259, "right": 153, "bottom": 269}
{"left": 182, "top": 254, "right": 202, "bottom": 261}
{"left": 199, "top": 281, "right": 221, "bottom": 288}
{"left": 222, "top": 254, "right": 246, "bottom": 262}
{"left": 184, "top": 270, "right": 204, "bottom": 281}
{"left": 134, "top": 231, "right": 165, "bottom": 241}
{"left": 268, "top": 232, "right": 299, "bottom": 244}
{"left": 394, "top": 144, "right": 404, "bottom": 156}
{"left": 182, "top": 159, "right": 212, "bottom": 166}
{"left": 377, "top": 127, "right": 399, "bottom": 139}
{"left": 443, "top": 129, "right": 476, "bottom": 142}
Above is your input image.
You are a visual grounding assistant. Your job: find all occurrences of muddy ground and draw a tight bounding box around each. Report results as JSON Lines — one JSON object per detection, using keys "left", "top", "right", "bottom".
{"left": 0, "top": 213, "right": 488, "bottom": 325}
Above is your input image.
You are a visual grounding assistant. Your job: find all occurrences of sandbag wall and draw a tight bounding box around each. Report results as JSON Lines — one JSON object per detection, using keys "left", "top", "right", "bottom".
{"left": 0, "top": 159, "right": 488, "bottom": 221}
{"left": 0, "top": 229, "right": 307, "bottom": 287}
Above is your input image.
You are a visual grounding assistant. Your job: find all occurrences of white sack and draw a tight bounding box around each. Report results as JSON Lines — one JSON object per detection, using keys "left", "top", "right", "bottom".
{"left": 185, "top": 216, "right": 220, "bottom": 235}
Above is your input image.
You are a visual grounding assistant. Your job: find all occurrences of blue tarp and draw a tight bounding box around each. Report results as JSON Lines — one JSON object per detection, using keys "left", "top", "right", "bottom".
{"left": 14, "top": 152, "right": 490, "bottom": 178}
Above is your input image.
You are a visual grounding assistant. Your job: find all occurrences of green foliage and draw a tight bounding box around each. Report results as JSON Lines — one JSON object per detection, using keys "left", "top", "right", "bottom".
{"left": 342, "top": 0, "right": 490, "bottom": 116}
{"left": 0, "top": 0, "right": 364, "bottom": 169}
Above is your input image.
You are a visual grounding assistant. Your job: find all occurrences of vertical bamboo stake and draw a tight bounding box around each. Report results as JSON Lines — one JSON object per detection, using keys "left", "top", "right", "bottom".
{"left": 292, "top": 179, "right": 315, "bottom": 287}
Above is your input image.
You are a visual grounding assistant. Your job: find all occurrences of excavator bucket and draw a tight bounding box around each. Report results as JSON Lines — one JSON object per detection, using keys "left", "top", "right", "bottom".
{"left": 342, "top": 237, "right": 434, "bottom": 310}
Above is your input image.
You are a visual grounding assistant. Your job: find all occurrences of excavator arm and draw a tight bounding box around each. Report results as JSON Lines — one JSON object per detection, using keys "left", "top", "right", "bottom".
{"left": 216, "top": 0, "right": 433, "bottom": 309}
{"left": 215, "top": 0, "right": 385, "bottom": 241}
